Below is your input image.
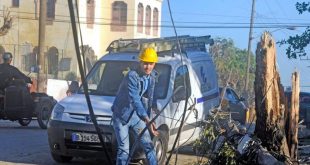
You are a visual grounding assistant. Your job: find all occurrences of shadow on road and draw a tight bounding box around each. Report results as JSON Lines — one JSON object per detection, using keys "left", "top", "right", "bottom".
{"left": 0, "top": 120, "right": 201, "bottom": 165}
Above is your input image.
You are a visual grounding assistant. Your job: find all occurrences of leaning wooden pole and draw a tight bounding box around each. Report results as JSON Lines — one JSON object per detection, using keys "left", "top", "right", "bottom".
{"left": 254, "top": 32, "right": 290, "bottom": 158}
{"left": 288, "top": 71, "right": 300, "bottom": 162}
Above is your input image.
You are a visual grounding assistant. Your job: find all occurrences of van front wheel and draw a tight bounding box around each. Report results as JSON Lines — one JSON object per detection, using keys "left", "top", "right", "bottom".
{"left": 153, "top": 130, "right": 168, "bottom": 165}
{"left": 51, "top": 153, "right": 73, "bottom": 163}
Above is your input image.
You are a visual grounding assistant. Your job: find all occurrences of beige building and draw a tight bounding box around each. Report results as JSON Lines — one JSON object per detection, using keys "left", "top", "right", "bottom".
{"left": 0, "top": 0, "right": 162, "bottom": 79}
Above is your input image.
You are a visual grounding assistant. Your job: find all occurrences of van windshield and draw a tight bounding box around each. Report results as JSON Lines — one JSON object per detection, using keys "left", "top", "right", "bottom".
{"left": 78, "top": 61, "right": 171, "bottom": 99}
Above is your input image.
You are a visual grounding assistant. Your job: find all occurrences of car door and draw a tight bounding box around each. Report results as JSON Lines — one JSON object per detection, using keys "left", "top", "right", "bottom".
{"left": 169, "top": 65, "right": 192, "bottom": 142}
{"left": 227, "top": 88, "right": 246, "bottom": 123}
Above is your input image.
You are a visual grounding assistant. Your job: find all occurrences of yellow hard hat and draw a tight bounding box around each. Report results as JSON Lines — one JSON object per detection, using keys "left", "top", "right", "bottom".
{"left": 139, "top": 47, "right": 158, "bottom": 63}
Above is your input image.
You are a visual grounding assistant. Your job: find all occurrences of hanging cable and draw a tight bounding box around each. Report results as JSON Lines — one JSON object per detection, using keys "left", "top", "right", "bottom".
{"left": 125, "top": 85, "right": 186, "bottom": 165}
{"left": 124, "top": 1, "right": 192, "bottom": 163}
{"left": 67, "top": 0, "right": 112, "bottom": 164}
{"left": 165, "top": 0, "right": 191, "bottom": 164}
{"left": 174, "top": 102, "right": 197, "bottom": 165}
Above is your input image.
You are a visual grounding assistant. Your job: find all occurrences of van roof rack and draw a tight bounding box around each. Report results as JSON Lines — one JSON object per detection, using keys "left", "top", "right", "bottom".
{"left": 106, "top": 35, "right": 214, "bottom": 56}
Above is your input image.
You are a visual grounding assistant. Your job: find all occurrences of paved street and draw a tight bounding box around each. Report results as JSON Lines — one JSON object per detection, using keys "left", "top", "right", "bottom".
{"left": 2, "top": 119, "right": 307, "bottom": 165}
{"left": 0, "top": 120, "right": 115, "bottom": 165}
{"left": 0, "top": 113, "right": 254, "bottom": 165}
{"left": 0, "top": 120, "right": 53, "bottom": 165}
{"left": 0, "top": 120, "right": 197, "bottom": 165}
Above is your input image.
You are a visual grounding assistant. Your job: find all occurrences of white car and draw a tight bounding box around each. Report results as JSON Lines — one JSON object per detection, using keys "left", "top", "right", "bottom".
{"left": 47, "top": 36, "right": 220, "bottom": 164}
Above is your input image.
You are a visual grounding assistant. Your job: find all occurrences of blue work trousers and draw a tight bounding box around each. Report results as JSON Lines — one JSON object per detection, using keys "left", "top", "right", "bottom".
{"left": 112, "top": 111, "right": 157, "bottom": 165}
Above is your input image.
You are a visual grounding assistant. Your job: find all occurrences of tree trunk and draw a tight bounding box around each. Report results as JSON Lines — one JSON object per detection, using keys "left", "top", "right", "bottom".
{"left": 254, "top": 32, "right": 290, "bottom": 158}
{"left": 287, "top": 71, "right": 299, "bottom": 162}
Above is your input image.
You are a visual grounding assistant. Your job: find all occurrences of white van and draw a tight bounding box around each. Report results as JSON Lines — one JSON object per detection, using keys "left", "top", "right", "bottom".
{"left": 47, "top": 36, "right": 219, "bottom": 164}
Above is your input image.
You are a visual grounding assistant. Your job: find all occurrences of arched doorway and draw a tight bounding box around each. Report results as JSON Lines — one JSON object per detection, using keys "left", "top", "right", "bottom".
{"left": 47, "top": 47, "right": 59, "bottom": 78}
{"left": 22, "top": 44, "right": 36, "bottom": 71}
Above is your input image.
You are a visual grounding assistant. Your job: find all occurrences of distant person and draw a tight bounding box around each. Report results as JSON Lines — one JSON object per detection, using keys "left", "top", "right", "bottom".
{"left": 66, "top": 81, "right": 79, "bottom": 96}
{"left": 0, "top": 52, "right": 32, "bottom": 92}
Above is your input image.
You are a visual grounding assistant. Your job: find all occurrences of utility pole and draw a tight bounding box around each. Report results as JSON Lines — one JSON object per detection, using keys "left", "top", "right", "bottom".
{"left": 37, "top": 0, "right": 46, "bottom": 92}
{"left": 244, "top": 0, "right": 255, "bottom": 99}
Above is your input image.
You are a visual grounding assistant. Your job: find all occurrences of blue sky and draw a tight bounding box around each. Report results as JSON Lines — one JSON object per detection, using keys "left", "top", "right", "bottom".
{"left": 161, "top": 0, "right": 310, "bottom": 92}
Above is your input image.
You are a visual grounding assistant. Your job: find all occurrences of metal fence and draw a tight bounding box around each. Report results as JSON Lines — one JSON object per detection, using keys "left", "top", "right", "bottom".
{"left": 0, "top": 43, "right": 92, "bottom": 81}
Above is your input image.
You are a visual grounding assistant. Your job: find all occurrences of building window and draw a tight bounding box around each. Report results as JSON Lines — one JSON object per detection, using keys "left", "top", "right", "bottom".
{"left": 137, "top": 3, "right": 144, "bottom": 33}
{"left": 111, "top": 1, "right": 127, "bottom": 32}
{"left": 145, "top": 5, "right": 151, "bottom": 35}
{"left": 24, "top": 53, "right": 37, "bottom": 72}
{"left": 87, "top": 0, "right": 95, "bottom": 28}
{"left": 47, "top": 0, "right": 56, "bottom": 20}
{"left": 12, "top": 0, "right": 19, "bottom": 7}
{"left": 34, "top": 0, "right": 39, "bottom": 19}
{"left": 153, "top": 8, "right": 158, "bottom": 36}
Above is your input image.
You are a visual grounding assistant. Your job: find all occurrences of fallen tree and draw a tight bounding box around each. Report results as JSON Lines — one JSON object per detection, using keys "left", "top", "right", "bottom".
{"left": 193, "top": 32, "right": 300, "bottom": 165}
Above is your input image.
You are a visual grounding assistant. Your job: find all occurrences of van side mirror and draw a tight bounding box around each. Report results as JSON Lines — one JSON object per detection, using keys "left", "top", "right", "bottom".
{"left": 68, "top": 81, "right": 79, "bottom": 94}
{"left": 172, "top": 86, "right": 187, "bottom": 102}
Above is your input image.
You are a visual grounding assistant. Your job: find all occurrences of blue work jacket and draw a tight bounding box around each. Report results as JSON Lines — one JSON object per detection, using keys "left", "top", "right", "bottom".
{"left": 112, "top": 68, "right": 157, "bottom": 125}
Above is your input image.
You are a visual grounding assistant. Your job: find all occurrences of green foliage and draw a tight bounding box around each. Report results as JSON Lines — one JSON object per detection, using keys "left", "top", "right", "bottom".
{"left": 215, "top": 142, "right": 237, "bottom": 165}
{"left": 279, "top": 1, "right": 310, "bottom": 59}
{"left": 193, "top": 119, "right": 218, "bottom": 154}
{"left": 193, "top": 113, "right": 237, "bottom": 165}
{"left": 209, "top": 38, "right": 255, "bottom": 98}
{"left": 296, "top": 2, "right": 310, "bottom": 14}
{"left": 279, "top": 28, "right": 310, "bottom": 59}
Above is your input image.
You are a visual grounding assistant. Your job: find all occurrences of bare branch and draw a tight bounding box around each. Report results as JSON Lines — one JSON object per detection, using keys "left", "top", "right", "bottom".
{"left": 0, "top": 9, "right": 14, "bottom": 36}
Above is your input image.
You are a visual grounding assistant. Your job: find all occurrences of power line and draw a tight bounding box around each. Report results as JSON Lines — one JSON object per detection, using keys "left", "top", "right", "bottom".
{"left": 275, "top": 0, "right": 289, "bottom": 20}
{"left": 5, "top": 15, "right": 310, "bottom": 29}
{"left": 274, "top": 0, "right": 293, "bottom": 38}
{"left": 3, "top": 8, "right": 310, "bottom": 22}
{"left": 263, "top": 0, "right": 290, "bottom": 37}
{"left": 3, "top": 10, "right": 310, "bottom": 25}
{"left": 165, "top": 0, "right": 190, "bottom": 164}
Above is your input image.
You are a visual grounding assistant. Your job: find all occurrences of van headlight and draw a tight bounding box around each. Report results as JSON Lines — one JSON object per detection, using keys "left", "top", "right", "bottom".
{"left": 50, "top": 103, "right": 65, "bottom": 121}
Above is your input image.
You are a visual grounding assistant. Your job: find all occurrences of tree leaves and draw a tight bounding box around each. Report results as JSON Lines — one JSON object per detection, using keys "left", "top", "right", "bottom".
{"left": 280, "top": 1, "right": 310, "bottom": 59}
{"left": 210, "top": 38, "right": 255, "bottom": 97}
{"left": 296, "top": 2, "right": 310, "bottom": 14}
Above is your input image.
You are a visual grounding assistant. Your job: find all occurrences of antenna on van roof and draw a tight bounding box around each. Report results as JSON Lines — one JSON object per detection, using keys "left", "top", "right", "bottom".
{"left": 106, "top": 35, "right": 214, "bottom": 55}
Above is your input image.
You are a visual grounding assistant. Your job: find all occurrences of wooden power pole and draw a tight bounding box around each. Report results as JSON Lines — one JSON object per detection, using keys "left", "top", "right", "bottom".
{"left": 245, "top": 0, "right": 255, "bottom": 93}
{"left": 37, "top": 0, "right": 47, "bottom": 92}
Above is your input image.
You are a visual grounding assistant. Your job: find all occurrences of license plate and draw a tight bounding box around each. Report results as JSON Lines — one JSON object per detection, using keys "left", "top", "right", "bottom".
{"left": 71, "top": 132, "right": 111, "bottom": 143}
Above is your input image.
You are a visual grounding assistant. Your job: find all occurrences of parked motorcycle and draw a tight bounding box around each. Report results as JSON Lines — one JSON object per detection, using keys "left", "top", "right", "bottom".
{"left": 0, "top": 79, "right": 56, "bottom": 129}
